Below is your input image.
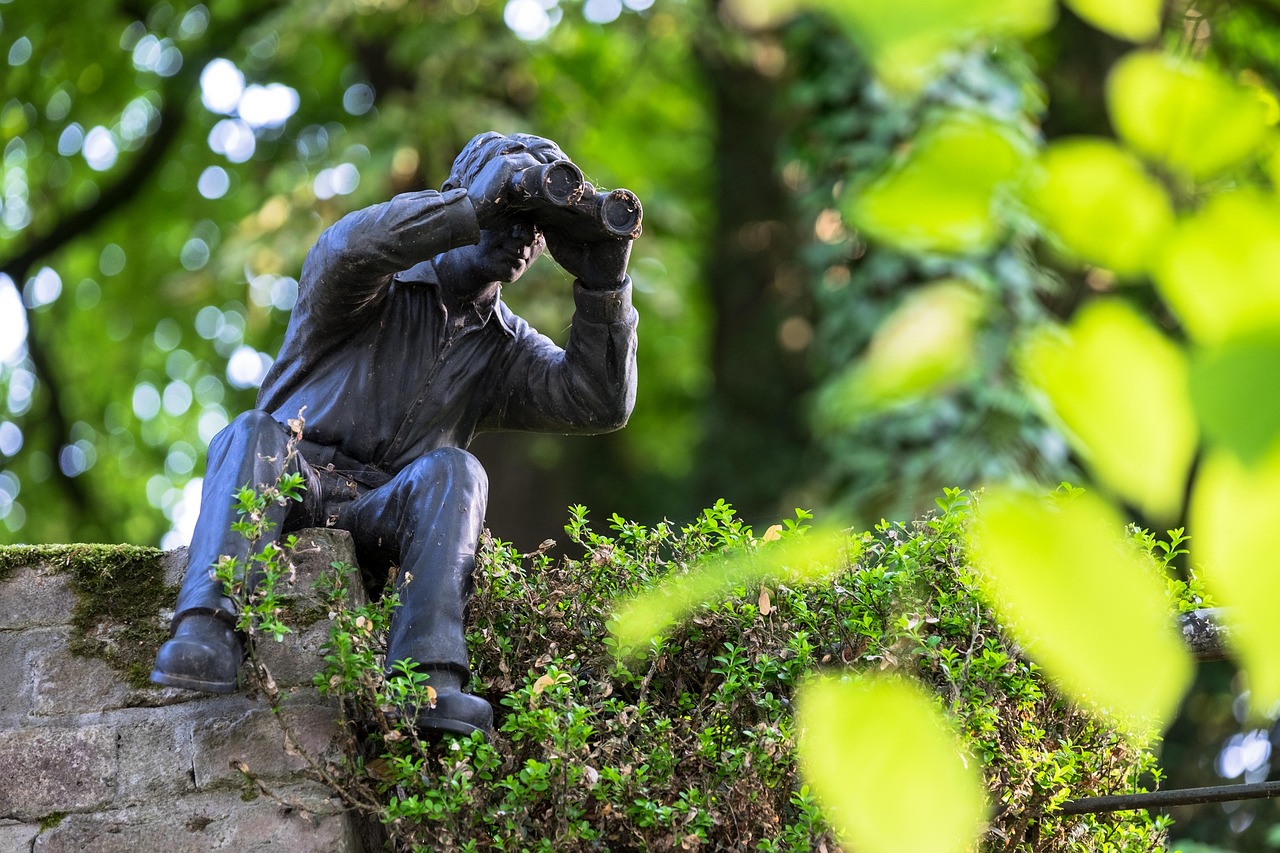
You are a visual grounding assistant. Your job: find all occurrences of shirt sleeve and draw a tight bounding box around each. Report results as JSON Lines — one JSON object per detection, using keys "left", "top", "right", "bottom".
{"left": 482, "top": 278, "right": 639, "bottom": 435}
{"left": 294, "top": 188, "right": 481, "bottom": 329}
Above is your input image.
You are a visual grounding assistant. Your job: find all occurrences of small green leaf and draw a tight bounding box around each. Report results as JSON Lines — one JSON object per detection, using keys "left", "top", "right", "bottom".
{"left": 1152, "top": 190, "right": 1280, "bottom": 345}
{"left": 1062, "top": 0, "right": 1160, "bottom": 42}
{"left": 969, "top": 487, "right": 1193, "bottom": 728}
{"left": 1108, "top": 51, "right": 1270, "bottom": 181}
{"left": 1189, "top": 334, "right": 1280, "bottom": 465}
{"left": 1020, "top": 299, "right": 1197, "bottom": 521}
{"left": 808, "top": 0, "right": 1055, "bottom": 91}
{"left": 796, "top": 674, "right": 987, "bottom": 853}
{"left": 845, "top": 114, "right": 1030, "bottom": 254}
{"left": 1025, "top": 138, "right": 1173, "bottom": 277}
{"left": 1191, "top": 449, "right": 1280, "bottom": 715}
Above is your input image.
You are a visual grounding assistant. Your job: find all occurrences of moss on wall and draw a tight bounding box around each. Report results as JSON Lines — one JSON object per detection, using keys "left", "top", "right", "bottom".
{"left": 0, "top": 543, "right": 178, "bottom": 688}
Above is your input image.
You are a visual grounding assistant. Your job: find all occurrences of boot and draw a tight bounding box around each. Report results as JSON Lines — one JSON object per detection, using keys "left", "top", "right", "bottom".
{"left": 402, "top": 666, "right": 494, "bottom": 739}
{"left": 150, "top": 611, "right": 244, "bottom": 693}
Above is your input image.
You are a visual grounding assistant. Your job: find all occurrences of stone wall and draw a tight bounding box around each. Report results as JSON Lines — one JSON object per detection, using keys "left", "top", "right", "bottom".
{"left": 0, "top": 530, "right": 371, "bottom": 853}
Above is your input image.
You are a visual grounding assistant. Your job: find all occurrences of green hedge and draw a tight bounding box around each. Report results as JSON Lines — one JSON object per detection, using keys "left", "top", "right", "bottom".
{"left": 308, "top": 491, "right": 1185, "bottom": 851}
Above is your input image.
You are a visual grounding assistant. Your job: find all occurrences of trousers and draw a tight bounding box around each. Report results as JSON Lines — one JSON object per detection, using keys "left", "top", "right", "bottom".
{"left": 173, "top": 409, "right": 488, "bottom": 676}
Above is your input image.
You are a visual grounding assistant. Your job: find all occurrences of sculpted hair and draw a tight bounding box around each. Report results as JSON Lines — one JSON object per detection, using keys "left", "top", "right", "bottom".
{"left": 442, "top": 132, "right": 567, "bottom": 192}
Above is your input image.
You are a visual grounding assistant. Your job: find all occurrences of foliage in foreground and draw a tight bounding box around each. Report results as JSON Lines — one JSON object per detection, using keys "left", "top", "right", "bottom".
{"left": 294, "top": 493, "right": 1195, "bottom": 852}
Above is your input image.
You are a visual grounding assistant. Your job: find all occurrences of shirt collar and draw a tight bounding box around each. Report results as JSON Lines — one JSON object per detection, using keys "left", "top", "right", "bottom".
{"left": 394, "top": 261, "right": 514, "bottom": 337}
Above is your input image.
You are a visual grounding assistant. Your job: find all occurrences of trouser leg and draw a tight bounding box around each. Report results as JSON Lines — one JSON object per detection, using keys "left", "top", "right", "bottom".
{"left": 173, "top": 409, "right": 315, "bottom": 621}
{"left": 338, "top": 447, "right": 488, "bottom": 676}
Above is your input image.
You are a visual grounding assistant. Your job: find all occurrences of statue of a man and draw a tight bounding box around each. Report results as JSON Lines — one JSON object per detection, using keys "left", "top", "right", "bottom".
{"left": 151, "top": 132, "right": 639, "bottom": 739}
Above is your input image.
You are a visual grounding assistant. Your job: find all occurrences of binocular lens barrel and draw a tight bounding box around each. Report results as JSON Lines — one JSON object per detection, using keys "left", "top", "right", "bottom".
{"left": 597, "top": 189, "right": 642, "bottom": 239}
{"left": 511, "top": 161, "right": 586, "bottom": 206}
{"left": 509, "top": 160, "right": 643, "bottom": 240}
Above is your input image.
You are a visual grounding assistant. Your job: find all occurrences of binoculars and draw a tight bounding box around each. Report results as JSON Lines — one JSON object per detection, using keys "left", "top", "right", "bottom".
{"left": 508, "top": 160, "right": 643, "bottom": 241}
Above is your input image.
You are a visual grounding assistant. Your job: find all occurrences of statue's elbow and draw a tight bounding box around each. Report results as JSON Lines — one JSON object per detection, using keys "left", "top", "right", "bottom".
{"left": 598, "top": 396, "right": 634, "bottom": 432}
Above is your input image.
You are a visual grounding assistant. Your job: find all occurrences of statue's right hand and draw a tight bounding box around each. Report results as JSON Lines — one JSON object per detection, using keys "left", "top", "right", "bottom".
{"left": 467, "top": 152, "right": 540, "bottom": 228}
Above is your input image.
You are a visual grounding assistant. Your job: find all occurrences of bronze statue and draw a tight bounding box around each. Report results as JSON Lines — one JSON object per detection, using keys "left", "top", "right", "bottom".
{"left": 151, "top": 132, "right": 640, "bottom": 739}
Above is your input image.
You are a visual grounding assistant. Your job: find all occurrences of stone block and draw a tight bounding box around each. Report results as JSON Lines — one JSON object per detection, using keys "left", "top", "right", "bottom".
{"left": 29, "top": 642, "right": 131, "bottom": 717}
{"left": 111, "top": 709, "right": 200, "bottom": 800}
{"left": 163, "top": 546, "right": 190, "bottom": 588}
{"left": 0, "top": 628, "right": 56, "bottom": 719}
{"left": 0, "top": 820, "right": 39, "bottom": 853}
{"left": 0, "top": 725, "right": 117, "bottom": 820}
{"left": 0, "top": 567, "right": 74, "bottom": 630}
{"left": 191, "top": 702, "right": 342, "bottom": 790}
{"left": 32, "top": 785, "right": 361, "bottom": 852}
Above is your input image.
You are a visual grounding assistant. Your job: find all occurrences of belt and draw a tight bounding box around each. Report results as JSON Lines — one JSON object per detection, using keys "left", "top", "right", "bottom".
{"left": 296, "top": 439, "right": 392, "bottom": 489}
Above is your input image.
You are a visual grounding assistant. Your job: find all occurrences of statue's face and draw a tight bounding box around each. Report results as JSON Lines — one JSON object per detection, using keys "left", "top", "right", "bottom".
{"left": 470, "top": 219, "right": 544, "bottom": 284}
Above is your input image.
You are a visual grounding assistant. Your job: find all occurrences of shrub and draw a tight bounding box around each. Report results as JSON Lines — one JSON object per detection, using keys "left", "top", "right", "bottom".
{"left": 307, "top": 491, "right": 1193, "bottom": 851}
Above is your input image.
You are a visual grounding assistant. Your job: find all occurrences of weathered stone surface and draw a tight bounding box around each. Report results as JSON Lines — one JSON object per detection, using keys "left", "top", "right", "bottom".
{"left": 2, "top": 530, "right": 369, "bottom": 852}
{"left": 111, "top": 710, "right": 199, "bottom": 800}
{"left": 0, "top": 819, "right": 39, "bottom": 853}
{"left": 256, "top": 619, "right": 337, "bottom": 690}
{"left": 0, "top": 725, "right": 117, "bottom": 820}
{"left": 163, "top": 546, "right": 190, "bottom": 589}
{"left": 32, "top": 786, "right": 358, "bottom": 852}
{"left": 0, "top": 567, "right": 74, "bottom": 630}
{"left": 0, "top": 627, "right": 46, "bottom": 719}
{"left": 253, "top": 528, "right": 366, "bottom": 689}
{"left": 191, "top": 702, "right": 341, "bottom": 790}
{"left": 30, "top": 641, "right": 131, "bottom": 717}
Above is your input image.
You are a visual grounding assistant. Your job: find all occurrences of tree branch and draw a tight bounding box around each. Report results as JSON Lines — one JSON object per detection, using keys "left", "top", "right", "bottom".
{"left": 2, "top": 2, "right": 287, "bottom": 539}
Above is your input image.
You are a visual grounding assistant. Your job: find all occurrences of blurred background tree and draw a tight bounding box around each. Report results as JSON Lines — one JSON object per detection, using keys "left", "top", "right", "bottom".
{"left": 4, "top": 0, "right": 1280, "bottom": 847}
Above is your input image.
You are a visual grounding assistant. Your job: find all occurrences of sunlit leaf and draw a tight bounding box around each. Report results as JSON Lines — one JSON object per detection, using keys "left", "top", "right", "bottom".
{"left": 1191, "top": 448, "right": 1280, "bottom": 715}
{"left": 1151, "top": 190, "right": 1280, "bottom": 345}
{"left": 609, "top": 527, "right": 848, "bottom": 653}
{"left": 796, "top": 674, "right": 987, "bottom": 853}
{"left": 807, "top": 0, "right": 1055, "bottom": 91}
{"left": 844, "top": 115, "right": 1031, "bottom": 254}
{"left": 1025, "top": 138, "right": 1173, "bottom": 277}
{"left": 1062, "top": 0, "right": 1160, "bottom": 42}
{"left": 969, "top": 487, "right": 1193, "bottom": 728}
{"left": 1108, "top": 51, "right": 1270, "bottom": 181}
{"left": 824, "top": 280, "right": 984, "bottom": 416}
{"left": 1020, "top": 300, "right": 1197, "bottom": 521}
{"left": 1189, "top": 334, "right": 1280, "bottom": 466}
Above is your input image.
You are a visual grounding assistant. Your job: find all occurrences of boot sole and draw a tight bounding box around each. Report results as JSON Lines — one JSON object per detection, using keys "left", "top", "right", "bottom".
{"left": 149, "top": 668, "right": 239, "bottom": 694}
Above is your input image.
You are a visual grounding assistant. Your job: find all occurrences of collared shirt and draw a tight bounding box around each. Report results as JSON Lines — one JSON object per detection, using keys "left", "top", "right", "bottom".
{"left": 257, "top": 188, "right": 638, "bottom": 474}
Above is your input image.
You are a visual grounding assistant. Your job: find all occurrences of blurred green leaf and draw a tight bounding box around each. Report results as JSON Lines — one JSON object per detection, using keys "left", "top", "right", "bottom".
{"left": 1189, "top": 334, "right": 1280, "bottom": 465}
{"left": 969, "top": 487, "right": 1193, "bottom": 728}
{"left": 721, "top": 0, "right": 801, "bottom": 30}
{"left": 1062, "top": 0, "right": 1160, "bottom": 42}
{"left": 1025, "top": 138, "right": 1173, "bottom": 277}
{"left": 796, "top": 674, "right": 987, "bottom": 853}
{"left": 1108, "top": 51, "right": 1270, "bottom": 181}
{"left": 1152, "top": 190, "right": 1280, "bottom": 345}
{"left": 1020, "top": 300, "right": 1197, "bottom": 521}
{"left": 609, "top": 527, "right": 848, "bottom": 653}
{"left": 807, "top": 0, "right": 1054, "bottom": 91}
{"left": 844, "top": 114, "right": 1030, "bottom": 254}
{"left": 1191, "top": 449, "right": 1280, "bottom": 715}
{"left": 824, "top": 279, "right": 984, "bottom": 416}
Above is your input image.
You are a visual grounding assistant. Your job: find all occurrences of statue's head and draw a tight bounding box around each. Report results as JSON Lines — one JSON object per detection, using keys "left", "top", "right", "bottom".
{"left": 437, "top": 132, "right": 566, "bottom": 287}
{"left": 442, "top": 131, "right": 567, "bottom": 193}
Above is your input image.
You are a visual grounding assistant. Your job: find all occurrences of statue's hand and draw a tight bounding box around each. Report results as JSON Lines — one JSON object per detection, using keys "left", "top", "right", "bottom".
{"left": 544, "top": 230, "right": 632, "bottom": 289}
{"left": 467, "top": 152, "right": 540, "bottom": 228}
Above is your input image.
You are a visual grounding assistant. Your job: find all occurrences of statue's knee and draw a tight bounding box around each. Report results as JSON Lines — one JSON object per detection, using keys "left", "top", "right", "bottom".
{"left": 402, "top": 448, "right": 488, "bottom": 496}
{"left": 438, "top": 447, "right": 487, "bottom": 490}
{"left": 210, "top": 410, "right": 284, "bottom": 456}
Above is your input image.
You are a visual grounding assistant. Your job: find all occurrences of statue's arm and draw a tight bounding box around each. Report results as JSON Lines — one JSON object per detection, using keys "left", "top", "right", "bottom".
{"left": 297, "top": 188, "right": 482, "bottom": 320}
{"left": 483, "top": 280, "right": 638, "bottom": 434}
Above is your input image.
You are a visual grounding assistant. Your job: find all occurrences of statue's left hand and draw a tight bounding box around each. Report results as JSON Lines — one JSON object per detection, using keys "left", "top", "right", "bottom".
{"left": 544, "top": 231, "right": 632, "bottom": 289}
